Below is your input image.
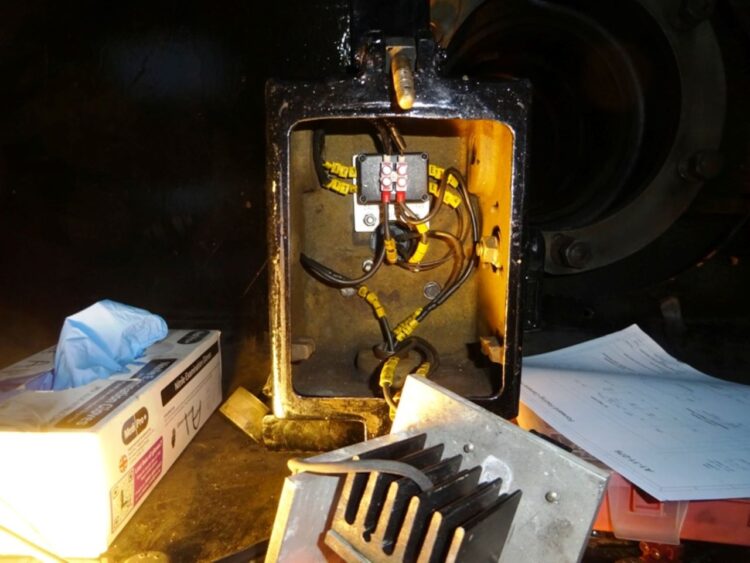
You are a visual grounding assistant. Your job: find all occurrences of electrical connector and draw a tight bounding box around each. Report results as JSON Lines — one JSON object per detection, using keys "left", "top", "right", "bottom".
{"left": 324, "top": 178, "right": 357, "bottom": 196}
{"left": 394, "top": 308, "right": 423, "bottom": 342}
{"left": 428, "top": 164, "right": 459, "bottom": 188}
{"left": 379, "top": 356, "right": 400, "bottom": 389}
{"left": 414, "top": 362, "right": 430, "bottom": 377}
{"left": 357, "top": 153, "right": 427, "bottom": 204}
{"left": 428, "top": 181, "right": 462, "bottom": 208}
{"left": 323, "top": 161, "right": 357, "bottom": 179}
{"left": 408, "top": 241, "right": 429, "bottom": 264}
{"left": 384, "top": 238, "right": 398, "bottom": 265}
{"left": 357, "top": 286, "right": 386, "bottom": 319}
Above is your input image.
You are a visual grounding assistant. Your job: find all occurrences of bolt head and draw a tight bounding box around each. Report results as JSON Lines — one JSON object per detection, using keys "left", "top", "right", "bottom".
{"left": 545, "top": 490, "right": 559, "bottom": 503}
{"left": 476, "top": 236, "right": 502, "bottom": 268}
{"left": 463, "top": 443, "right": 475, "bottom": 453}
{"left": 564, "top": 241, "right": 592, "bottom": 269}
{"left": 363, "top": 214, "right": 377, "bottom": 227}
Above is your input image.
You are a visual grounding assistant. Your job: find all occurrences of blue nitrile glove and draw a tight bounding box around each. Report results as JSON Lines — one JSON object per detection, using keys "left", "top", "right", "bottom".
{"left": 52, "top": 300, "right": 168, "bottom": 390}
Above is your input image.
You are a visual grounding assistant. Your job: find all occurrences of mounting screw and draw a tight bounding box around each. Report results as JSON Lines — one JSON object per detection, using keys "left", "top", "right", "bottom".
{"left": 358, "top": 154, "right": 367, "bottom": 163}
{"left": 423, "top": 281, "right": 441, "bottom": 300}
{"left": 362, "top": 259, "right": 374, "bottom": 272}
{"left": 363, "top": 214, "right": 377, "bottom": 227}
{"left": 463, "top": 443, "right": 475, "bottom": 453}
{"left": 545, "top": 490, "right": 560, "bottom": 503}
{"left": 678, "top": 150, "right": 724, "bottom": 182}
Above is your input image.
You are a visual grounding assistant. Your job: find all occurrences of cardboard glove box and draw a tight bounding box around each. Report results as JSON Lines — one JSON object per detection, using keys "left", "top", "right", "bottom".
{"left": 0, "top": 329, "right": 222, "bottom": 559}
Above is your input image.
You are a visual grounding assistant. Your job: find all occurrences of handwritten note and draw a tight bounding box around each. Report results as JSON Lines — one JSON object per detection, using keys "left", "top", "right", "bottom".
{"left": 521, "top": 325, "right": 750, "bottom": 501}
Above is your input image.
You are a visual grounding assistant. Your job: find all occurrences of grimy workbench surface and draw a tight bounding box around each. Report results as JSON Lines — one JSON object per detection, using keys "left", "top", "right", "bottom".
{"left": 105, "top": 412, "right": 298, "bottom": 562}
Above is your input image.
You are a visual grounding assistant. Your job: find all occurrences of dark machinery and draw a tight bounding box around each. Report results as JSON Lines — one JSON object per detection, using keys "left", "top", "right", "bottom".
{"left": 263, "top": 1, "right": 529, "bottom": 447}
{"left": 445, "top": 0, "right": 726, "bottom": 275}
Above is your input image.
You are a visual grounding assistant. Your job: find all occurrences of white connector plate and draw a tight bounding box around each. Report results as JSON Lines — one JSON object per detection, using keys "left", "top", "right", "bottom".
{"left": 352, "top": 199, "right": 430, "bottom": 233}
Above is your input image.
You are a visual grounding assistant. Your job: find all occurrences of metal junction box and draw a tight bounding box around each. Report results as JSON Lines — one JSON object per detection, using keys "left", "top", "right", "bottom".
{"left": 264, "top": 36, "right": 530, "bottom": 448}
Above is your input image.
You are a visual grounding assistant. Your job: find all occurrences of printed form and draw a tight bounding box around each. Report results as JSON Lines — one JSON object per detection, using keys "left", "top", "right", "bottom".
{"left": 521, "top": 325, "right": 750, "bottom": 501}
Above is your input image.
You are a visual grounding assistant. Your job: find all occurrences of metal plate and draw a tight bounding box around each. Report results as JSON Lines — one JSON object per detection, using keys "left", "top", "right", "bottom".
{"left": 266, "top": 377, "right": 609, "bottom": 562}
{"left": 392, "top": 377, "right": 610, "bottom": 563}
{"left": 353, "top": 199, "right": 430, "bottom": 233}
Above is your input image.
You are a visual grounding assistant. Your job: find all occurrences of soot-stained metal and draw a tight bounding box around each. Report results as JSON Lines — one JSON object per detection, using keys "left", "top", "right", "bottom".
{"left": 265, "top": 32, "right": 530, "bottom": 447}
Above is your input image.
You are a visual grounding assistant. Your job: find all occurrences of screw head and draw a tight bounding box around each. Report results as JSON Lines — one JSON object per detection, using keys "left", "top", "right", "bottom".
{"left": 362, "top": 259, "right": 374, "bottom": 272}
{"left": 363, "top": 214, "right": 377, "bottom": 227}
{"left": 340, "top": 287, "right": 356, "bottom": 298}
{"left": 545, "top": 490, "right": 560, "bottom": 503}
{"left": 423, "top": 281, "right": 442, "bottom": 300}
{"left": 463, "top": 443, "right": 475, "bottom": 453}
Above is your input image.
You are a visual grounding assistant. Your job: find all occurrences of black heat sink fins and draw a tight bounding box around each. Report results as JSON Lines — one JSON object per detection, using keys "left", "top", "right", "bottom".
{"left": 324, "top": 434, "right": 522, "bottom": 562}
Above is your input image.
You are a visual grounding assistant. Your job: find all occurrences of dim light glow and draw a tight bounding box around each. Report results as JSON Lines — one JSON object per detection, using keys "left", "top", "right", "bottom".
{"left": 0, "top": 431, "right": 109, "bottom": 559}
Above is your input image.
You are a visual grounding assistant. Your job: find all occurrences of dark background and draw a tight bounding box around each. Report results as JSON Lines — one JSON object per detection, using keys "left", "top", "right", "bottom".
{"left": 0, "top": 0, "right": 351, "bottom": 386}
{"left": 0, "top": 2, "right": 749, "bottom": 561}
{"left": 0, "top": 0, "right": 748, "bottom": 388}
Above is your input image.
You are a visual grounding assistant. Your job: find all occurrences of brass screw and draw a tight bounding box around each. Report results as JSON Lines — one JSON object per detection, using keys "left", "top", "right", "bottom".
{"left": 391, "top": 52, "right": 415, "bottom": 110}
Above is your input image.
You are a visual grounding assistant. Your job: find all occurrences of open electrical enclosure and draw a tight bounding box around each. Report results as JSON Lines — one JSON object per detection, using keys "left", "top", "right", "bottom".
{"left": 265, "top": 45, "right": 530, "bottom": 443}
{"left": 289, "top": 118, "right": 517, "bottom": 401}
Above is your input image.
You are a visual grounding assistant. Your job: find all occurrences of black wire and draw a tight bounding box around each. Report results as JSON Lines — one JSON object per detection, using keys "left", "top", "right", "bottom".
{"left": 300, "top": 244, "right": 385, "bottom": 288}
{"left": 417, "top": 169, "right": 479, "bottom": 321}
{"left": 396, "top": 206, "right": 466, "bottom": 272}
{"left": 312, "top": 128, "right": 329, "bottom": 187}
{"left": 371, "top": 120, "right": 393, "bottom": 154}
{"left": 383, "top": 119, "right": 407, "bottom": 154}
{"left": 394, "top": 336, "right": 440, "bottom": 375}
{"left": 380, "top": 316, "right": 396, "bottom": 353}
{"left": 397, "top": 172, "right": 447, "bottom": 226}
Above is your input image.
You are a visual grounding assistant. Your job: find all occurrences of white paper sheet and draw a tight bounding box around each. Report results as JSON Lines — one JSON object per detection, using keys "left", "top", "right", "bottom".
{"left": 521, "top": 325, "right": 750, "bottom": 501}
